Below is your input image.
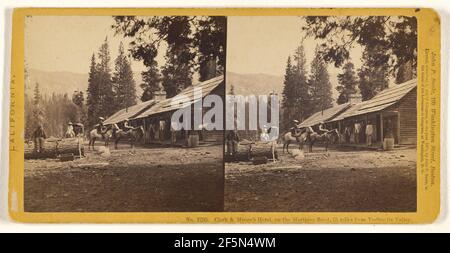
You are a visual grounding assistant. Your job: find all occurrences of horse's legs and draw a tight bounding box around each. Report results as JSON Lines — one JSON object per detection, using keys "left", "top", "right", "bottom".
{"left": 92, "top": 138, "right": 96, "bottom": 151}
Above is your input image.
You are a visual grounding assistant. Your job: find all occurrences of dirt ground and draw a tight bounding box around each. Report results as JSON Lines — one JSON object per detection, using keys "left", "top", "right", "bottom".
{"left": 225, "top": 145, "right": 417, "bottom": 212}
{"left": 25, "top": 143, "right": 223, "bottom": 212}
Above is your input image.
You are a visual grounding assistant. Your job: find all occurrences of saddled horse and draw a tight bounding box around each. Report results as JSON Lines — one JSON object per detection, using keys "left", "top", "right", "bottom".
{"left": 282, "top": 128, "right": 308, "bottom": 153}
{"left": 88, "top": 125, "right": 111, "bottom": 150}
{"left": 107, "top": 124, "right": 144, "bottom": 149}
{"left": 305, "top": 128, "right": 340, "bottom": 152}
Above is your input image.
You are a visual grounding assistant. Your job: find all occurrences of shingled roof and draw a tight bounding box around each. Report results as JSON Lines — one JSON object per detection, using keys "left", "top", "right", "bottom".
{"left": 298, "top": 103, "right": 352, "bottom": 128}
{"left": 103, "top": 99, "right": 157, "bottom": 125}
{"left": 329, "top": 79, "right": 417, "bottom": 122}
{"left": 134, "top": 75, "right": 224, "bottom": 119}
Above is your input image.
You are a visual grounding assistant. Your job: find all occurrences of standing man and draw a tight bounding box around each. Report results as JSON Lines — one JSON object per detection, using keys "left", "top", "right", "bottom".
{"left": 365, "top": 120, "right": 374, "bottom": 146}
{"left": 65, "top": 122, "right": 75, "bottom": 138}
{"left": 226, "top": 130, "right": 240, "bottom": 160}
{"left": 344, "top": 124, "right": 351, "bottom": 143}
{"left": 33, "top": 124, "right": 47, "bottom": 153}
{"left": 354, "top": 120, "right": 362, "bottom": 144}
{"left": 260, "top": 125, "right": 270, "bottom": 141}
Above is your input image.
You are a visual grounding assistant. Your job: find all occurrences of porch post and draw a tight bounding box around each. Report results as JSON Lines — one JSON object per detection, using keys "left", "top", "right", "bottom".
{"left": 397, "top": 111, "right": 401, "bottom": 145}
{"left": 338, "top": 121, "right": 342, "bottom": 144}
{"left": 380, "top": 112, "right": 384, "bottom": 147}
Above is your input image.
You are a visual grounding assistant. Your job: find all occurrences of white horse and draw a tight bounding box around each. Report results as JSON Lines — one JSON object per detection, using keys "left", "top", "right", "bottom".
{"left": 282, "top": 128, "right": 308, "bottom": 153}
{"left": 88, "top": 125, "right": 110, "bottom": 150}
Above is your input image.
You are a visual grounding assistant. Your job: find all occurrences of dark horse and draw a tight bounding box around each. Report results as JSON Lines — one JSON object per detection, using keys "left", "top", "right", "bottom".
{"left": 305, "top": 128, "right": 340, "bottom": 152}
{"left": 106, "top": 124, "right": 144, "bottom": 149}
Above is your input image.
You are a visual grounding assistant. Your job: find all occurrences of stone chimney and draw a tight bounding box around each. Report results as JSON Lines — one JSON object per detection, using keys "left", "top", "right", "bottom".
{"left": 348, "top": 94, "right": 362, "bottom": 104}
{"left": 348, "top": 88, "right": 362, "bottom": 104}
{"left": 154, "top": 90, "right": 167, "bottom": 101}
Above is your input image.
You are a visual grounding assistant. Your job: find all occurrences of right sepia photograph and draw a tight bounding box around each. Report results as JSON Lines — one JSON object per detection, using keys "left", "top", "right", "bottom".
{"left": 224, "top": 16, "right": 417, "bottom": 212}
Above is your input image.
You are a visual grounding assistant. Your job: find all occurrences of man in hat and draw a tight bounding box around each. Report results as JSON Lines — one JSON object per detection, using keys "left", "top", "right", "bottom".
{"left": 260, "top": 125, "right": 270, "bottom": 141}
{"left": 365, "top": 120, "right": 374, "bottom": 146}
{"left": 354, "top": 120, "right": 362, "bottom": 144}
{"left": 33, "top": 124, "right": 47, "bottom": 153}
{"left": 122, "top": 118, "right": 135, "bottom": 133}
{"left": 96, "top": 117, "right": 106, "bottom": 137}
{"left": 290, "top": 119, "right": 300, "bottom": 135}
{"left": 226, "top": 130, "right": 240, "bottom": 159}
{"left": 65, "top": 121, "right": 75, "bottom": 138}
{"left": 318, "top": 121, "right": 329, "bottom": 136}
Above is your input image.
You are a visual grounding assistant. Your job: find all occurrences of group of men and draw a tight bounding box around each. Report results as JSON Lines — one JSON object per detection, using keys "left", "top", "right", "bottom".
{"left": 343, "top": 120, "right": 375, "bottom": 146}
{"left": 32, "top": 116, "right": 137, "bottom": 153}
{"left": 95, "top": 117, "right": 135, "bottom": 133}
{"left": 290, "top": 119, "right": 375, "bottom": 146}
{"left": 226, "top": 125, "right": 278, "bottom": 159}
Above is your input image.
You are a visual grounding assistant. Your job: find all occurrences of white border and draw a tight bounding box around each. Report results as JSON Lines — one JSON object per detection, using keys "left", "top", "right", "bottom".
{"left": 0, "top": 0, "right": 448, "bottom": 233}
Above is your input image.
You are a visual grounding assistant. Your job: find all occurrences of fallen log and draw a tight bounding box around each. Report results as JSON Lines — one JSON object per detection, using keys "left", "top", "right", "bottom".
{"left": 225, "top": 142, "right": 251, "bottom": 162}
{"left": 234, "top": 143, "right": 251, "bottom": 161}
{"left": 25, "top": 137, "right": 84, "bottom": 159}
{"left": 249, "top": 141, "right": 278, "bottom": 160}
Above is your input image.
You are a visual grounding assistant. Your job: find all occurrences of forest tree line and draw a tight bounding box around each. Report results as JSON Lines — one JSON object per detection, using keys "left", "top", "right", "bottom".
{"left": 281, "top": 16, "right": 417, "bottom": 131}
{"left": 25, "top": 16, "right": 226, "bottom": 138}
{"left": 25, "top": 39, "right": 137, "bottom": 139}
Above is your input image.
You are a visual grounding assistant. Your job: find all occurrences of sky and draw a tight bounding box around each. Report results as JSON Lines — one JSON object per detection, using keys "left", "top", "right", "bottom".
{"left": 25, "top": 16, "right": 165, "bottom": 74}
{"left": 26, "top": 15, "right": 366, "bottom": 101}
{"left": 227, "top": 16, "right": 364, "bottom": 99}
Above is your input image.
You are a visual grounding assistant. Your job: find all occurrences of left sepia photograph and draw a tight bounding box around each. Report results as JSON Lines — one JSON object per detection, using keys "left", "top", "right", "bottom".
{"left": 23, "top": 15, "right": 226, "bottom": 212}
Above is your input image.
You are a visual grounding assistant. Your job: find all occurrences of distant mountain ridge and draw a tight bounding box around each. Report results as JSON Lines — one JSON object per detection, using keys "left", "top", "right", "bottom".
{"left": 26, "top": 68, "right": 143, "bottom": 98}
{"left": 26, "top": 69, "right": 286, "bottom": 101}
{"left": 226, "top": 71, "right": 284, "bottom": 96}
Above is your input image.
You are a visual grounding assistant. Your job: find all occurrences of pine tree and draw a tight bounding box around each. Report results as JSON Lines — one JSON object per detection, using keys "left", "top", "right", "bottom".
{"left": 194, "top": 16, "right": 226, "bottom": 81}
{"left": 141, "top": 62, "right": 161, "bottom": 102}
{"left": 292, "top": 45, "right": 311, "bottom": 121}
{"left": 113, "top": 16, "right": 226, "bottom": 84}
{"left": 96, "top": 37, "right": 114, "bottom": 117}
{"left": 303, "top": 16, "right": 417, "bottom": 78}
{"left": 72, "top": 90, "right": 87, "bottom": 125}
{"left": 336, "top": 61, "right": 358, "bottom": 104}
{"left": 281, "top": 56, "right": 295, "bottom": 131}
{"left": 113, "top": 42, "right": 137, "bottom": 111}
{"left": 160, "top": 17, "right": 195, "bottom": 98}
{"left": 309, "top": 46, "right": 333, "bottom": 113}
{"left": 358, "top": 45, "right": 389, "bottom": 101}
{"left": 32, "top": 82, "right": 44, "bottom": 128}
{"left": 161, "top": 45, "right": 193, "bottom": 98}
{"left": 86, "top": 53, "right": 99, "bottom": 128}
{"left": 395, "top": 60, "right": 414, "bottom": 84}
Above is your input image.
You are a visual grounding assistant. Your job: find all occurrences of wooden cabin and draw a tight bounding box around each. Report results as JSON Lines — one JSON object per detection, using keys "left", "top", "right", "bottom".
{"left": 299, "top": 79, "right": 417, "bottom": 147}
{"left": 131, "top": 75, "right": 225, "bottom": 145}
{"left": 103, "top": 75, "right": 225, "bottom": 146}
